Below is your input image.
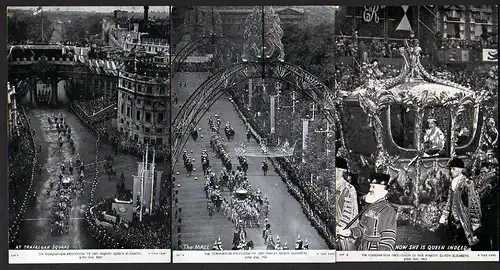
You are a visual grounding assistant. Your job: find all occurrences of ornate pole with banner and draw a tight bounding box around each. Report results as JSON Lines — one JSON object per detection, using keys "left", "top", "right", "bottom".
{"left": 248, "top": 78, "right": 253, "bottom": 109}
{"left": 302, "top": 118, "right": 309, "bottom": 163}
{"left": 270, "top": 95, "right": 276, "bottom": 134}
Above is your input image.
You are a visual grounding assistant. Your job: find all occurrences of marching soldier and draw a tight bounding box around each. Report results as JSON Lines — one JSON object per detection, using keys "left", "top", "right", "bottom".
{"left": 207, "top": 200, "right": 214, "bottom": 218}
{"left": 439, "top": 157, "right": 481, "bottom": 247}
{"left": 335, "top": 157, "right": 359, "bottom": 251}
{"left": 262, "top": 159, "right": 269, "bottom": 176}
{"left": 216, "top": 238, "right": 223, "bottom": 250}
{"left": 295, "top": 235, "right": 303, "bottom": 250}
{"left": 338, "top": 172, "right": 397, "bottom": 251}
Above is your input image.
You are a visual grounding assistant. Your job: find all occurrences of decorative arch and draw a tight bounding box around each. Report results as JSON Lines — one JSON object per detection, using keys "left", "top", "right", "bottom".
{"left": 172, "top": 60, "right": 340, "bottom": 164}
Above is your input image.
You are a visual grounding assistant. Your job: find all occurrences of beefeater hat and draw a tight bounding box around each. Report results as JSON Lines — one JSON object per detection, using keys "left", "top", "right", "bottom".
{"left": 448, "top": 157, "right": 465, "bottom": 168}
{"left": 369, "top": 172, "right": 390, "bottom": 186}
{"left": 336, "top": 157, "right": 348, "bottom": 170}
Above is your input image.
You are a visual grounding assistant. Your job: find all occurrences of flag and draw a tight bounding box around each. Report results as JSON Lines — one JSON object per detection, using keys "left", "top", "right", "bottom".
{"left": 33, "top": 7, "right": 42, "bottom": 16}
{"left": 396, "top": 6, "right": 413, "bottom": 32}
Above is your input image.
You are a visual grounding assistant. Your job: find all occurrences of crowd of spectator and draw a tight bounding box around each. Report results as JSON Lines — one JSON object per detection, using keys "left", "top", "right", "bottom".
{"left": 228, "top": 92, "right": 336, "bottom": 248}
{"left": 74, "top": 96, "right": 116, "bottom": 116}
{"left": 8, "top": 106, "right": 37, "bottom": 249}
{"left": 335, "top": 34, "right": 497, "bottom": 65}
{"left": 176, "top": 61, "right": 212, "bottom": 72}
{"left": 71, "top": 97, "right": 171, "bottom": 163}
{"left": 86, "top": 195, "right": 171, "bottom": 249}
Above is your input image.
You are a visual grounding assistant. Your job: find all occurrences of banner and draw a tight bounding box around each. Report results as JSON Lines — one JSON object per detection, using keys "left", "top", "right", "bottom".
{"left": 396, "top": 6, "right": 412, "bottom": 32}
{"left": 482, "top": 49, "right": 498, "bottom": 62}
{"left": 270, "top": 95, "right": 276, "bottom": 134}
{"left": 248, "top": 78, "right": 253, "bottom": 107}
{"left": 302, "top": 119, "right": 309, "bottom": 163}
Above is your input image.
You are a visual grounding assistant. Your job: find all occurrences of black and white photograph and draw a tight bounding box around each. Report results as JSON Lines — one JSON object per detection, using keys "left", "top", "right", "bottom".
{"left": 7, "top": 6, "right": 172, "bottom": 263}
{"left": 170, "top": 6, "right": 337, "bottom": 262}
{"left": 333, "top": 5, "right": 499, "bottom": 261}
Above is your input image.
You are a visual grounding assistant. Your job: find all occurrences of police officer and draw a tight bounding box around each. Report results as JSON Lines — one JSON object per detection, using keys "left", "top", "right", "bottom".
{"left": 338, "top": 172, "right": 397, "bottom": 251}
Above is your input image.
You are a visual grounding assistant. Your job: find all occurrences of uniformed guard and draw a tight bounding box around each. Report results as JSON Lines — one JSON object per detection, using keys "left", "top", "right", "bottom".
{"left": 335, "top": 157, "right": 359, "bottom": 251}
{"left": 217, "top": 237, "right": 223, "bottom": 250}
{"left": 439, "top": 157, "right": 481, "bottom": 247}
{"left": 295, "top": 235, "right": 303, "bottom": 250}
{"left": 338, "top": 172, "right": 397, "bottom": 251}
{"left": 303, "top": 239, "right": 309, "bottom": 250}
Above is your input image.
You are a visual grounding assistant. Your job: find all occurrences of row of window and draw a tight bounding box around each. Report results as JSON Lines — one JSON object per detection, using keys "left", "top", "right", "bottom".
{"left": 120, "top": 128, "right": 164, "bottom": 145}
{"left": 119, "top": 78, "right": 167, "bottom": 95}
{"left": 119, "top": 118, "right": 164, "bottom": 134}
{"left": 120, "top": 104, "right": 166, "bottom": 123}
{"left": 121, "top": 93, "right": 167, "bottom": 107}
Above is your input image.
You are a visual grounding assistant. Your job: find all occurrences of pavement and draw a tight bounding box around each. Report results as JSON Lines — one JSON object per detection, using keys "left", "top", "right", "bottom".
{"left": 172, "top": 72, "right": 328, "bottom": 250}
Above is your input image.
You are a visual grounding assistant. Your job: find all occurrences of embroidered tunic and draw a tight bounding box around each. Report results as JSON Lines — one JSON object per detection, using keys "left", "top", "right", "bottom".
{"left": 349, "top": 199, "right": 397, "bottom": 251}
{"left": 442, "top": 175, "right": 481, "bottom": 245}
{"left": 336, "top": 181, "right": 359, "bottom": 250}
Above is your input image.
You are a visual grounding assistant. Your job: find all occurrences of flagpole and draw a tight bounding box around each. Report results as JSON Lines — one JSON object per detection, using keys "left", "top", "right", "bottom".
{"left": 41, "top": 7, "right": 44, "bottom": 43}
{"left": 417, "top": 6, "right": 420, "bottom": 40}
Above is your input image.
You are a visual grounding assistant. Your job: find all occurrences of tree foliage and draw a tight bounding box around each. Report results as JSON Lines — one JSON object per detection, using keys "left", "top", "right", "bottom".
{"left": 7, "top": 11, "right": 53, "bottom": 43}
{"left": 281, "top": 23, "right": 336, "bottom": 87}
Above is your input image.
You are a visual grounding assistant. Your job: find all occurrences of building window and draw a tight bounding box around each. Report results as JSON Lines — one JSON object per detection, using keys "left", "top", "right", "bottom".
{"left": 147, "top": 86, "right": 152, "bottom": 94}
{"left": 122, "top": 93, "right": 125, "bottom": 99}
{"left": 137, "top": 99, "right": 141, "bottom": 105}
{"left": 145, "top": 112, "right": 151, "bottom": 122}
{"left": 127, "top": 107, "right": 131, "bottom": 117}
{"left": 156, "top": 138, "right": 163, "bottom": 145}
{"left": 144, "top": 137, "right": 150, "bottom": 144}
{"left": 137, "top": 84, "right": 141, "bottom": 92}
{"left": 156, "top": 128, "right": 163, "bottom": 134}
{"left": 136, "top": 125, "right": 139, "bottom": 130}
{"left": 146, "top": 100, "right": 152, "bottom": 106}
{"left": 145, "top": 127, "right": 151, "bottom": 133}
{"left": 121, "top": 104, "right": 124, "bottom": 114}
{"left": 120, "top": 118, "right": 124, "bottom": 124}
{"left": 136, "top": 111, "right": 141, "bottom": 121}
{"left": 158, "top": 113, "right": 164, "bottom": 122}
{"left": 134, "top": 134, "right": 139, "bottom": 141}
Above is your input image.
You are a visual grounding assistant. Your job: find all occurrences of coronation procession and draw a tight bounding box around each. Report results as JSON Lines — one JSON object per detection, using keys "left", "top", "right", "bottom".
{"left": 8, "top": 6, "right": 172, "bottom": 264}
{"left": 171, "top": 6, "right": 336, "bottom": 262}
{"left": 333, "top": 6, "right": 498, "bottom": 261}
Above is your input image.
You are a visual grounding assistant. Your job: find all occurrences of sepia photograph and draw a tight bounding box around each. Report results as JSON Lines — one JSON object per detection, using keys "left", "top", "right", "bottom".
{"left": 333, "top": 5, "right": 498, "bottom": 261}
{"left": 7, "top": 6, "right": 172, "bottom": 263}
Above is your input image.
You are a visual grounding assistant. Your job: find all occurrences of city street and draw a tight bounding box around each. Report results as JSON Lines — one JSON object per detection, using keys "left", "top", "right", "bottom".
{"left": 19, "top": 106, "right": 100, "bottom": 249}
{"left": 173, "top": 72, "right": 328, "bottom": 250}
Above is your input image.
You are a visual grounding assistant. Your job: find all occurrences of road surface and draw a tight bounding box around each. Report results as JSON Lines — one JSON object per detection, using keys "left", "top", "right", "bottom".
{"left": 172, "top": 72, "right": 329, "bottom": 250}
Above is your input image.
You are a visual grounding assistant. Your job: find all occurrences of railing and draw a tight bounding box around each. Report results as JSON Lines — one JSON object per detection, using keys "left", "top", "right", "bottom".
{"left": 89, "top": 103, "right": 118, "bottom": 122}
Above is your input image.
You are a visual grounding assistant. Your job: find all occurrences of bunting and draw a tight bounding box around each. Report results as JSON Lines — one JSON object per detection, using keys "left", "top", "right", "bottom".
{"left": 396, "top": 5, "right": 413, "bottom": 32}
